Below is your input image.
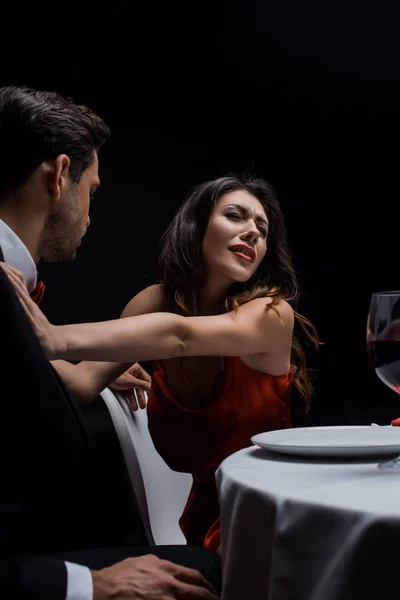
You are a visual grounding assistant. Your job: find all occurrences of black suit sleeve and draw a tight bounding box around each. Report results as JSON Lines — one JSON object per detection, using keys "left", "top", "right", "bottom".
{"left": 0, "top": 554, "right": 67, "bottom": 599}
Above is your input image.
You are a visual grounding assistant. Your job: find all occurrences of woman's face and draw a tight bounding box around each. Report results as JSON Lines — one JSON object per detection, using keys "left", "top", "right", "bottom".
{"left": 202, "top": 189, "right": 268, "bottom": 284}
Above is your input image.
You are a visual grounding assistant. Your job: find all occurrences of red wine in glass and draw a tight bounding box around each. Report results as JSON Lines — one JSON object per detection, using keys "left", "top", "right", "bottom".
{"left": 367, "top": 339, "right": 400, "bottom": 394}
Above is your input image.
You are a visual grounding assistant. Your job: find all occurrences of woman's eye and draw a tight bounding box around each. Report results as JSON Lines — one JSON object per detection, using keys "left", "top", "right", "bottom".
{"left": 226, "top": 212, "right": 241, "bottom": 220}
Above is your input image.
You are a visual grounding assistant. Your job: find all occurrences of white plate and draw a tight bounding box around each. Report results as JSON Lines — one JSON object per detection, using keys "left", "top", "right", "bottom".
{"left": 251, "top": 426, "right": 400, "bottom": 457}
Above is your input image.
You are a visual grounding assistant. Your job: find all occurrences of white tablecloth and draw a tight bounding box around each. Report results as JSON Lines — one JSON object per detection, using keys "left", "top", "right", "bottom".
{"left": 216, "top": 446, "right": 400, "bottom": 600}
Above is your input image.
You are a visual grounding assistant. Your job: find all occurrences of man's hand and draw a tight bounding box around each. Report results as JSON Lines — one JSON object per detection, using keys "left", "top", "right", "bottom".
{"left": 92, "top": 554, "right": 219, "bottom": 599}
{"left": 109, "top": 362, "right": 151, "bottom": 411}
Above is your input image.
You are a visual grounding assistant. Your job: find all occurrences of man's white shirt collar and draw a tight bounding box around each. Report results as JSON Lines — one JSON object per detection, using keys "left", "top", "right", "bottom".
{"left": 0, "top": 219, "right": 37, "bottom": 293}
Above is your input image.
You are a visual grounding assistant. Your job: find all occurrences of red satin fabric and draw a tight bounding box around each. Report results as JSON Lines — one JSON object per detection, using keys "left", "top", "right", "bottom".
{"left": 147, "top": 356, "right": 292, "bottom": 550}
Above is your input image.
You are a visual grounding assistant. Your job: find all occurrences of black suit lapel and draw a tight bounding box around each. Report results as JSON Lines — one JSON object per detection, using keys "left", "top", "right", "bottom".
{"left": 0, "top": 266, "right": 92, "bottom": 448}
{"left": 0, "top": 244, "right": 88, "bottom": 440}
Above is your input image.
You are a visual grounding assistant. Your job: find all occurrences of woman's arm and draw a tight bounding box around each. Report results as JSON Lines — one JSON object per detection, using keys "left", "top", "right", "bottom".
{"left": 2, "top": 263, "right": 293, "bottom": 363}
{"left": 49, "top": 285, "right": 165, "bottom": 403}
{"left": 50, "top": 359, "right": 133, "bottom": 404}
{"left": 58, "top": 297, "right": 294, "bottom": 362}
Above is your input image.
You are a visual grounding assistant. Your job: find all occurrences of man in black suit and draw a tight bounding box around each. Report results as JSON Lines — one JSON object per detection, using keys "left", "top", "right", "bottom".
{"left": 0, "top": 86, "right": 220, "bottom": 599}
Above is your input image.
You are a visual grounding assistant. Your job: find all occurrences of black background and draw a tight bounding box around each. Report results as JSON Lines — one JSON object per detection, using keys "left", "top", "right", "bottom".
{"left": 2, "top": 0, "right": 399, "bottom": 425}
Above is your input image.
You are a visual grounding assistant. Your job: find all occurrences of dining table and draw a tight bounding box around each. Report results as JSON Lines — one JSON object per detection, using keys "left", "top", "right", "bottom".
{"left": 216, "top": 426, "right": 400, "bottom": 599}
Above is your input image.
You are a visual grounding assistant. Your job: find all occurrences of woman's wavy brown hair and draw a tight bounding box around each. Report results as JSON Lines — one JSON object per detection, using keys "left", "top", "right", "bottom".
{"left": 158, "top": 174, "right": 320, "bottom": 411}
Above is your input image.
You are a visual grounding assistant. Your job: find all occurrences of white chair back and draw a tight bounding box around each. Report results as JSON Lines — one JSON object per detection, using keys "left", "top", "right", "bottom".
{"left": 100, "top": 387, "right": 192, "bottom": 545}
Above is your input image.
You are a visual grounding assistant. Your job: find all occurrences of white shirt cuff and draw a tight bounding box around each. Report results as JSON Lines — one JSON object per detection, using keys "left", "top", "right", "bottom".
{"left": 65, "top": 561, "right": 93, "bottom": 600}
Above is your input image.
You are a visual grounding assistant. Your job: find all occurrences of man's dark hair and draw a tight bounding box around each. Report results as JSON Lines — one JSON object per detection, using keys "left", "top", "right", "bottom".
{"left": 0, "top": 86, "right": 110, "bottom": 199}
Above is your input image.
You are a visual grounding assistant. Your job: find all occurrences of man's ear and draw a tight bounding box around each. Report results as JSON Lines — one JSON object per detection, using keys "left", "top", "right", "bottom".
{"left": 46, "top": 154, "right": 71, "bottom": 202}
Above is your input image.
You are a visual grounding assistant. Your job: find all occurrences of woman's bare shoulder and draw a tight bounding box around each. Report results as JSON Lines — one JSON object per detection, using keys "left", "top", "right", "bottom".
{"left": 121, "top": 284, "right": 166, "bottom": 318}
{"left": 239, "top": 296, "right": 294, "bottom": 326}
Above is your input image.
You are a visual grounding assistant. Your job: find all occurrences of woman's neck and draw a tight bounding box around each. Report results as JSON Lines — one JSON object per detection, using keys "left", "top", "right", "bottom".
{"left": 196, "top": 280, "right": 231, "bottom": 315}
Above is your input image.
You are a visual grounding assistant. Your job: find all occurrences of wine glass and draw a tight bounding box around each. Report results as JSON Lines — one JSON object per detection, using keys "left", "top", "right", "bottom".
{"left": 367, "top": 291, "right": 400, "bottom": 394}
{"left": 367, "top": 291, "right": 400, "bottom": 468}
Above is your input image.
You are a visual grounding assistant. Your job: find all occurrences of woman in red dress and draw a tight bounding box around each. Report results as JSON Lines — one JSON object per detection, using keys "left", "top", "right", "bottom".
{"left": 120, "top": 175, "right": 319, "bottom": 552}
